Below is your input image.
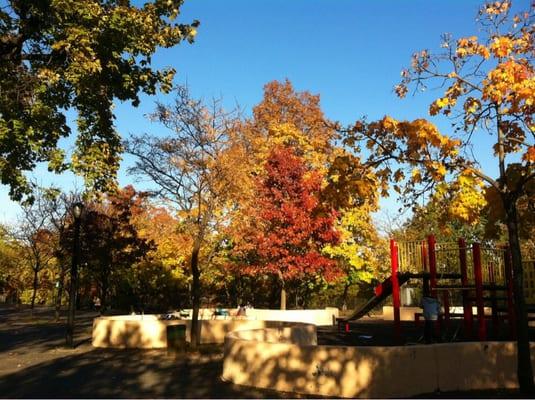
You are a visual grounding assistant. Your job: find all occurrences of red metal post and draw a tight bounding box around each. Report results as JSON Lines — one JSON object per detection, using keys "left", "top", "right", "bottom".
{"left": 459, "top": 238, "right": 472, "bottom": 338}
{"left": 504, "top": 247, "right": 516, "bottom": 340}
{"left": 428, "top": 235, "right": 437, "bottom": 297}
{"left": 427, "top": 235, "right": 440, "bottom": 337}
{"left": 489, "top": 261, "right": 499, "bottom": 336}
{"left": 390, "top": 239, "right": 401, "bottom": 342}
{"left": 422, "top": 240, "right": 428, "bottom": 272}
{"left": 472, "top": 243, "right": 486, "bottom": 341}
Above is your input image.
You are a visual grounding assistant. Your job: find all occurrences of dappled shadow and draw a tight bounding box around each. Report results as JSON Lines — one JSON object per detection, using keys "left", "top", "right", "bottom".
{"left": 223, "top": 323, "right": 535, "bottom": 398}
{"left": 0, "top": 347, "right": 318, "bottom": 398}
{"left": 0, "top": 308, "right": 98, "bottom": 355}
{"left": 0, "top": 307, "right": 319, "bottom": 398}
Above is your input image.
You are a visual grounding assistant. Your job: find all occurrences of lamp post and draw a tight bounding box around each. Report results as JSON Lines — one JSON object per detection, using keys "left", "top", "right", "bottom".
{"left": 66, "top": 202, "right": 83, "bottom": 348}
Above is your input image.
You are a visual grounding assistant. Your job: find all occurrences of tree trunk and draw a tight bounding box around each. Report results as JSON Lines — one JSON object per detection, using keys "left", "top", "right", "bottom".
{"left": 55, "top": 261, "right": 67, "bottom": 321}
{"left": 31, "top": 267, "right": 39, "bottom": 310}
{"left": 279, "top": 273, "right": 286, "bottom": 310}
{"left": 341, "top": 282, "right": 350, "bottom": 310}
{"left": 190, "top": 242, "right": 202, "bottom": 349}
{"left": 504, "top": 196, "right": 534, "bottom": 395}
{"left": 100, "top": 276, "right": 108, "bottom": 315}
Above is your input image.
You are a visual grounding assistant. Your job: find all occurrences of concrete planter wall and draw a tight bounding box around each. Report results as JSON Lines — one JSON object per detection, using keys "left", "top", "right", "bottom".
{"left": 91, "top": 308, "right": 336, "bottom": 348}
{"left": 223, "top": 325, "right": 535, "bottom": 398}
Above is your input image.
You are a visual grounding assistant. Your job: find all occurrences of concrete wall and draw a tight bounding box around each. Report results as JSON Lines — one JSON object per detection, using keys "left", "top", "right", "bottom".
{"left": 245, "top": 308, "right": 338, "bottom": 326}
{"left": 91, "top": 310, "right": 331, "bottom": 348}
{"left": 179, "top": 307, "right": 338, "bottom": 326}
{"left": 222, "top": 326, "right": 535, "bottom": 398}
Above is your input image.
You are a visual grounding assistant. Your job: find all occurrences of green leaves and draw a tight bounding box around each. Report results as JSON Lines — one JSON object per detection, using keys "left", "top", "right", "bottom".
{"left": 0, "top": 0, "right": 198, "bottom": 202}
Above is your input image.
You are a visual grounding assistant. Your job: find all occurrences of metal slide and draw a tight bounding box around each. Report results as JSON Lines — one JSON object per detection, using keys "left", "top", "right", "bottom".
{"left": 341, "top": 273, "right": 412, "bottom": 322}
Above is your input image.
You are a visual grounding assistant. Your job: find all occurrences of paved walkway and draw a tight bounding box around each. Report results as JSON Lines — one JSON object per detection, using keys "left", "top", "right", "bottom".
{"left": 0, "top": 306, "right": 308, "bottom": 398}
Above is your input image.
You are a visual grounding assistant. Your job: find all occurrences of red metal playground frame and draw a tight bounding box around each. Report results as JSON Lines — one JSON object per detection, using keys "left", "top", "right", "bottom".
{"left": 390, "top": 235, "right": 517, "bottom": 342}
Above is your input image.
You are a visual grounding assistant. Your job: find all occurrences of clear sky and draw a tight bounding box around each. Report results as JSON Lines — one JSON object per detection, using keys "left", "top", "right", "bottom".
{"left": 0, "top": 0, "right": 530, "bottom": 224}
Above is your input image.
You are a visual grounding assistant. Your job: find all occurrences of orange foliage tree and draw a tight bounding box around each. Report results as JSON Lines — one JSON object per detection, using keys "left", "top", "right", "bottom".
{"left": 395, "top": 1, "right": 534, "bottom": 392}
{"left": 339, "top": 1, "right": 533, "bottom": 392}
{"left": 79, "top": 186, "right": 154, "bottom": 312}
{"left": 232, "top": 146, "right": 340, "bottom": 309}
{"left": 232, "top": 80, "right": 383, "bottom": 306}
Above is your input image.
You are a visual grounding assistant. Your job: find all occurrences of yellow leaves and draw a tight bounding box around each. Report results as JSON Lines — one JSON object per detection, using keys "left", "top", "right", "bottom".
{"left": 37, "top": 68, "right": 61, "bottom": 84}
{"left": 484, "top": 1, "right": 510, "bottom": 15}
{"left": 431, "top": 171, "right": 487, "bottom": 225}
{"left": 464, "top": 97, "right": 481, "bottom": 114}
{"left": 382, "top": 115, "right": 398, "bottom": 130}
{"left": 322, "top": 206, "right": 383, "bottom": 282}
{"left": 423, "top": 161, "right": 448, "bottom": 182}
{"left": 376, "top": 117, "right": 460, "bottom": 162}
{"left": 429, "top": 85, "right": 461, "bottom": 116}
{"left": 429, "top": 101, "right": 441, "bottom": 116}
{"left": 436, "top": 97, "right": 450, "bottom": 108}
{"left": 247, "top": 80, "right": 335, "bottom": 174}
{"left": 456, "top": 36, "right": 490, "bottom": 59}
{"left": 323, "top": 153, "right": 381, "bottom": 211}
{"left": 490, "top": 36, "right": 514, "bottom": 58}
{"left": 479, "top": 46, "right": 491, "bottom": 59}
{"left": 411, "top": 168, "right": 422, "bottom": 183}
{"left": 436, "top": 164, "right": 447, "bottom": 179}
{"left": 483, "top": 60, "right": 534, "bottom": 108}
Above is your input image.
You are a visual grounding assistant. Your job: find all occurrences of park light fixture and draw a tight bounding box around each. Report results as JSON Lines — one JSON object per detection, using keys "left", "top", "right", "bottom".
{"left": 66, "top": 201, "right": 84, "bottom": 348}
{"left": 72, "top": 202, "right": 84, "bottom": 220}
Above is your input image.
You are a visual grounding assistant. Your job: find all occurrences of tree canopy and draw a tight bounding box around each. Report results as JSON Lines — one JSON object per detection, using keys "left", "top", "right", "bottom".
{"left": 0, "top": 0, "right": 198, "bottom": 201}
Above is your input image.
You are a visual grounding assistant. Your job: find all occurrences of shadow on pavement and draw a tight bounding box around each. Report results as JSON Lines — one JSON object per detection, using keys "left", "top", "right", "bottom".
{"left": 0, "top": 347, "right": 304, "bottom": 398}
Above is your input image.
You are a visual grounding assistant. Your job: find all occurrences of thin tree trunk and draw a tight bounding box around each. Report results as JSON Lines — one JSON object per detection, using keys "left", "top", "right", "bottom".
{"left": 55, "top": 261, "right": 66, "bottom": 321}
{"left": 505, "top": 196, "right": 534, "bottom": 395}
{"left": 341, "top": 282, "right": 350, "bottom": 310}
{"left": 100, "top": 275, "right": 108, "bottom": 315}
{"left": 190, "top": 241, "right": 202, "bottom": 349}
{"left": 269, "top": 276, "right": 279, "bottom": 308}
{"left": 31, "top": 267, "right": 39, "bottom": 310}
{"left": 279, "top": 272, "right": 286, "bottom": 310}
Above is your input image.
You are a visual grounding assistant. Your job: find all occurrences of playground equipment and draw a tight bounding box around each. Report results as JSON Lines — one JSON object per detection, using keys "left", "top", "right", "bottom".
{"left": 340, "top": 235, "right": 535, "bottom": 342}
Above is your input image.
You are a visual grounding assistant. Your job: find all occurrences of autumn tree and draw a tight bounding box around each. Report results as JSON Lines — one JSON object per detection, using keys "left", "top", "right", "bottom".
{"left": 0, "top": 0, "right": 199, "bottom": 201}
{"left": 334, "top": 1, "right": 532, "bottom": 392}
{"left": 16, "top": 203, "right": 56, "bottom": 310}
{"left": 131, "top": 204, "right": 192, "bottom": 311}
{"left": 0, "top": 224, "right": 23, "bottom": 304}
{"left": 230, "top": 80, "right": 382, "bottom": 307}
{"left": 234, "top": 146, "right": 340, "bottom": 310}
{"left": 391, "top": 1, "right": 534, "bottom": 392}
{"left": 322, "top": 206, "right": 389, "bottom": 308}
{"left": 135, "top": 205, "right": 191, "bottom": 277}
{"left": 243, "top": 79, "right": 337, "bottom": 172}
{"left": 484, "top": 179, "right": 535, "bottom": 259}
{"left": 79, "top": 186, "right": 154, "bottom": 312}
{"left": 126, "top": 86, "right": 249, "bottom": 347}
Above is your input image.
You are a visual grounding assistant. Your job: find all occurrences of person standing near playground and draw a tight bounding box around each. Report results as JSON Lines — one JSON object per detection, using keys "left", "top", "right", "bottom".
{"left": 421, "top": 278, "right": 440, "bottom": 343}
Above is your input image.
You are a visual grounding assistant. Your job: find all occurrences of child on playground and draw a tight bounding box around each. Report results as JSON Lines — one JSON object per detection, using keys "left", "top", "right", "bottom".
{"left": 421, "top": 279, "right": 440, "bottom": 343}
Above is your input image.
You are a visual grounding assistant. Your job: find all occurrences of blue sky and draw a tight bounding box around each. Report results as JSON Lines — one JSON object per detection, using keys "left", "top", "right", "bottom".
{"left": 0, "top": 0, "right": 530, "bottom": 224}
